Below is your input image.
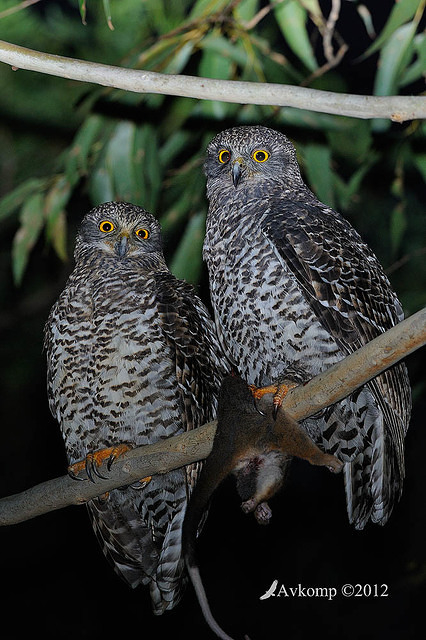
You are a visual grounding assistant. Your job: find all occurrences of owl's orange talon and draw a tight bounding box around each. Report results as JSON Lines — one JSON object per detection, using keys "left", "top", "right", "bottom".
{"left": 248, "top": 383, "right": 278, "bottom": 400}
{"left": 249, "top": 381, "right": 298, "bottom": 419}
{"left": 273, "top": 381, "right": 298, "bottom": 408}
{"left": 67, "top": 459, "right": 86, "bottom": 480}
{"left": 68, "top": 444, "right": 133, "bottom": 483}
{"left": 130, "top": 476, "right": 152, "bottom": 490}
{"left": 105, "top": 443, "right": 133, "bottom": 470}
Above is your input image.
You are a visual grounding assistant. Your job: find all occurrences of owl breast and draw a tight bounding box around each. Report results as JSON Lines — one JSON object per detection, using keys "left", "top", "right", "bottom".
{"left": 204, "top": 202, "right": 342, "bottom": 387}
{"left": 47, "top": 264, "right": 180, "bottom": 465}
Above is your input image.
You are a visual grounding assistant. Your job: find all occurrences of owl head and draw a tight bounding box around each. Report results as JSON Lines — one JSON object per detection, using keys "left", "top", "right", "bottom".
{"left": 204, "top": 125, "right": 303, "bottom": 197}
{"left": 75, "top": 202, "right": 163, "bottom": 261}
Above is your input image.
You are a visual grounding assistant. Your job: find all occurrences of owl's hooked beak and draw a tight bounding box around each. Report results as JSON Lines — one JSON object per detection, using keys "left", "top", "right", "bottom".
{"left": 115, "top": 234, "right": 129, "bottom": 258}
{"left": 232, "top": 160, "right": 242, "bottom": 188}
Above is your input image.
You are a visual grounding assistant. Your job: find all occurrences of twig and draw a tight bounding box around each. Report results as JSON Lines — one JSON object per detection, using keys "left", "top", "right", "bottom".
{"left": 242, "top": 1, "right": 276, "bottom": 30}
{"left": 323, "top": 0, "right": 342, "bottom": 63}
{"left": 0, "top": 307, "right": 425, "bottom": 527}
{"left": 386, "top": 247, "right": 426, "bottom": 275}
{"left": 0, "top": 0, "right": 42, "bottom": 21}
{"left": 0, "top": 40, "right": 424, "bottom": 121}
{"left": 301, "top": 43, "right": 348, "bottom": 87}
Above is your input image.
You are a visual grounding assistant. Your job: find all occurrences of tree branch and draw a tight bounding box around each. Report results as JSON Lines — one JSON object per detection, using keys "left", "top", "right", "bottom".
{"left": 0, "top": 40, "right": 425, "bottom": 122}
{"left": 1, "top": 307, "right": 425, "bottom": 527}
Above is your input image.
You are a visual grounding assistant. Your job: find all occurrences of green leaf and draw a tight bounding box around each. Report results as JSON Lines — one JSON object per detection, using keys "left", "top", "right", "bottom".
{"left": 49, "top": 210, "right": 68, "bottom": 263}
{"left": 333, "top": 157, "right": 377, "bottom": 211}
{"left": 134, "top": 124, "right": 162, "bottom": 211}
{"left": 276, "top": 107, "right": 348, "bottom": 131}
{"left": 189, "top": 0, "right": 229, "bottom": 19}
{"left": 162, "top": 41, "right": 194, "bottom": 74}
{"left": 302, "top": 144, "right": 334, "bottom": 207}
{"left": 103, "top": 0, "right": 114, "bottom": 30}
{"left": 12, "top": 193, "right": 45, "bottom": 285}
{"left": 0, "top": 178, "right": 47, "bottom": 222}
{"left": 44, "top": 175, "right": 71, "bottom": 261}
{"left": 326, "top": 120, "right": 373, "bottom": 164}
{"left": 169, "top": 213, "right": 206, "bottom": 283}
{"left": 200, "top": 33, "right": 250, "bottom": 68}
{"left": 362, "top": 0, "right": 424, "bottom": 59}
{"left": 374, "top": 22, "right": 418, "bottom": 96}
{"left": 199, "top": 41, "right": 234, "bottom": 79}
{"left": 64, "top": 115, "right": 105, "bottom": 182}
{"left": 160, "top": 197, "right": 194, "bottom": 236}
{"left": 234, "top": 0, "right": 259, "bottom": 22}
{"left": 274, "top": 0, "right": 317, "bottom": 72}
{"left": 89, "top": 167, "right": 115, "bottom": 206}
{"left": 300, "top": 0, "right": 322, "bottom": 18}
{"left": 162, "top": 101, "right": 197, "bottom": 138}
{"left": 198, "top": 41, "right": 234, "bottom": 118}
{"left": 373, "top": 21, "right": 418, "bottom": 132}
{"left": 78, "top": 0, "right": 87, "bottom": 25}
{"left": 105, "top": 121, "right": 138, "bottom": 202}
{"left": 399, "top": 32, "right": 426, "bottom": 86}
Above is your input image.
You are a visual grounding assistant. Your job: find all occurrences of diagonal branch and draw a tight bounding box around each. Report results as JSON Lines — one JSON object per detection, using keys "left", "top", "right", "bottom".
{"left": 0, "top": 40, "right": 425, "bottom": 122}
{"left": 1, "top": 307, "right": 425, "bottom": 527}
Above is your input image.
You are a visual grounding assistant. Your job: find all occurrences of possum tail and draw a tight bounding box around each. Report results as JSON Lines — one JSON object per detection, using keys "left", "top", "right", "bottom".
{"left": 186, "top": 563, "right": 241, "bottom": 640}
{"left": 182, "top": 456, "right": 250, "bottom": 639}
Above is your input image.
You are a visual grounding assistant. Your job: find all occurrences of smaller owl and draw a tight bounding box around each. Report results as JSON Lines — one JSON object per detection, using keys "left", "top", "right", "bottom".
{"left": 44, "top": 202, "right": 227, "bottom": 613}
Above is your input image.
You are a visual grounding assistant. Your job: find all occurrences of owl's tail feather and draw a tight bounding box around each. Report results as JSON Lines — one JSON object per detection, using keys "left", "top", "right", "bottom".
{"left": 344, "top": 414, "right": 403, "bottom": 530}
{"left": 150, "top": 488, "right": 188, "bottom": 615}
{"left": 87, "top": 493, "right": 156, "bottom": 587}
{"left": 88, "top": 471, "right": 192, "bottom": 615}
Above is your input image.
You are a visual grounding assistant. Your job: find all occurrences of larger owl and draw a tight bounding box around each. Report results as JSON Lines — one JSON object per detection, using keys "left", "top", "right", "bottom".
{"left": 44, "top": 202, "right": 226, "bottom": 613}
{"left": 203, "top": 125, "right": 411, "bottom": 530}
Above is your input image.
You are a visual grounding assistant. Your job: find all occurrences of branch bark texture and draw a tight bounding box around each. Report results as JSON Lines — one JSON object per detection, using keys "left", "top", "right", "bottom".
{"left": 1, "top": 307, "right": 425, "bottom": 527}
{"left": 0, "top": 40, "right": 425, "bottom": 121}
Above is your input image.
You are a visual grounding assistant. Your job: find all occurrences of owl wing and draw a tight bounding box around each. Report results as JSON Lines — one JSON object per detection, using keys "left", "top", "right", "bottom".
{"left": 44, "top": 278, "right": 97, "bottom": 464}
{"left": 260, "top": 197, "right": 410, "bottom": 470}
{"left": 152, "top": 271, "right": 227, "bottom": 491}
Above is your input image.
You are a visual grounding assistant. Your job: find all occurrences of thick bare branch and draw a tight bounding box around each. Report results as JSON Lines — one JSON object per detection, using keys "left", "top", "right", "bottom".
{"left": 1, "top": 307, "right": 425, "bottom": 527}
{"left": 0, "top": 40, "right": 425, "bottom": 122}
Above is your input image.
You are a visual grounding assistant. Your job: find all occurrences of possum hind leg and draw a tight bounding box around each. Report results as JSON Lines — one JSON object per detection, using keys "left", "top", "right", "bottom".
{"left": 236, "top": 451, "right": 289, "bottom": 521}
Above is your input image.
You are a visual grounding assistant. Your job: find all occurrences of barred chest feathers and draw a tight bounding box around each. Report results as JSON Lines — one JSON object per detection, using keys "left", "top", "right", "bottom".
{"left": 203, "top": 202, "right": 342, "bottom": 387}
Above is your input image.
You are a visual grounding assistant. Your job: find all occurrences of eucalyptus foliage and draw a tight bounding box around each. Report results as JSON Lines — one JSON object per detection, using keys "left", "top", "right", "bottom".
{"left": 0, "top": 0, "right": 424, "bottom": 317}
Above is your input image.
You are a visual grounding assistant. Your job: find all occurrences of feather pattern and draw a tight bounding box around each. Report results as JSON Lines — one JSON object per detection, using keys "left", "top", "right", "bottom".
{"left": 203, "top": 125, "right": 411, "bottom": 529}
{"left": 45, "top": 202, "right": 227, "bottom": 612}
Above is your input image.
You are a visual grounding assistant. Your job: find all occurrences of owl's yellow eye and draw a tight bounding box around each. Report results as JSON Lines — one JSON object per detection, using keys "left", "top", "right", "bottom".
{"left": 252, "top": 149, "right": 270, "bottom": 163}
{"left": 218, "top": 149, "right": 231, "bottom": 164}
{"left": 135, "top": 228, "right": 149, "bottom": 239}
{"left": 99, "top": 220, "right": 115, "bottom": 233}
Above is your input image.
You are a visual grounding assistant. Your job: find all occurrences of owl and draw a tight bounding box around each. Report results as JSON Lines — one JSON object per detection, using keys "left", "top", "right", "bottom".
{"left": 44, "top": 202, "right": 227, "bottom": 613}
{"left": 203, "top": 125, "right": 411, "bottom": 530}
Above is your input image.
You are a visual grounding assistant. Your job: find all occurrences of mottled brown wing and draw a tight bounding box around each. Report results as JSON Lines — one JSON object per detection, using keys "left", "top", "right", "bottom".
{"left": 153, "top": 271, "right": 227, "bottom": 491}
{"left": 261, "top": 197, "right": 411, "bottom": 466}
